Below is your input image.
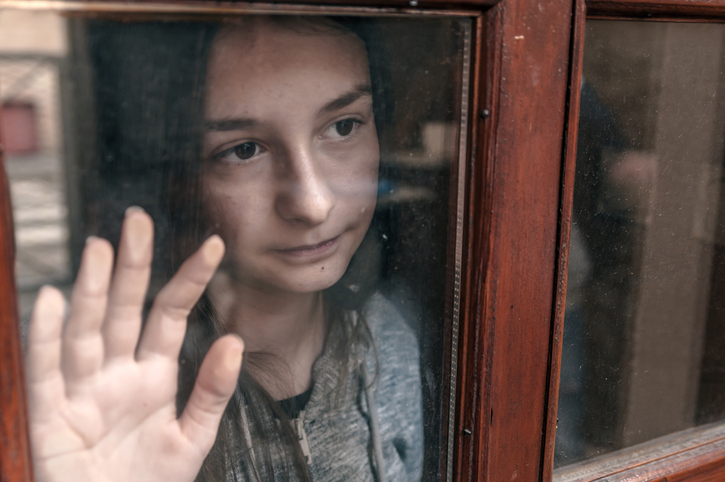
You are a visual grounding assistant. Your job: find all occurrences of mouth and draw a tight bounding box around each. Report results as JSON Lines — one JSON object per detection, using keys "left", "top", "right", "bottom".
{"left": 273, "top": 236, "right": 341, "bottom": 260}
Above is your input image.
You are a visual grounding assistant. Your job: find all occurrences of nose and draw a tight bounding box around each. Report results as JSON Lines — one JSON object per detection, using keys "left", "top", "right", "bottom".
{"left": 274, "top": 145, "right": 335, "bottom": 226}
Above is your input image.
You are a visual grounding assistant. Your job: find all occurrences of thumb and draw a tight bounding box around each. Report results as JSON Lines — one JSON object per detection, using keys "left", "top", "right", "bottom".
{"left": 179, "top": 334, "right": 243, "bottom": 453}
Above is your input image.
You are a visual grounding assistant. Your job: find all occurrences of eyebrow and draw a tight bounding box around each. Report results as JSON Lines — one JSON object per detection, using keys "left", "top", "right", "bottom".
{"left": 204, "top": 84, "right": 373, "bottom": 133}
{"left": 204, "top": 117, "right": 257, "bottom": 132}
{"left": 318, "top": 84, "right": 373, "bottom": 116}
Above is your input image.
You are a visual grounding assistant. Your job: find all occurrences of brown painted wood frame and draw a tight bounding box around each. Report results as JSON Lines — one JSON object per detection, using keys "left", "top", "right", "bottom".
{"left": 546, "top": 0, "right": 725, "bottom": 481}
{"left": 588, "top": 0, "right": 725, "bottom": 20}
{"left": 0, "top": 0, "right": 578, "bottom": 481}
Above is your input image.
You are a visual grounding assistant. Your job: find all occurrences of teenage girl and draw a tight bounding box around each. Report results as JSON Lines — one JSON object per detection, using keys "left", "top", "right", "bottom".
{"left": 26, "top": 16, "right": 422, "bottom": 482}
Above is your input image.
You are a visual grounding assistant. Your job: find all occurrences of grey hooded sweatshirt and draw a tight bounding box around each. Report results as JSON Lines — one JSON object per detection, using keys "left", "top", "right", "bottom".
{"left": 230, "top": 294, "right": 423, "bottom": 481}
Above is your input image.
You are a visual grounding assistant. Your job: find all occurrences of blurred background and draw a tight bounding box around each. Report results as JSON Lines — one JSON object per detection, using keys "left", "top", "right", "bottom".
{"left": 556, "top": 20, "right": 725, "bottom": 469}
{"left": 0, "top": 9, "right": 71, "bottom": 330}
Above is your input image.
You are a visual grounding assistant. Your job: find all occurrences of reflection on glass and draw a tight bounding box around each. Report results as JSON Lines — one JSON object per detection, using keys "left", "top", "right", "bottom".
{"left": 556, "top": 20, "right": 725, "bottom": 468}
{"left": 0, "top": 9, "right": 470, "bottom": 482}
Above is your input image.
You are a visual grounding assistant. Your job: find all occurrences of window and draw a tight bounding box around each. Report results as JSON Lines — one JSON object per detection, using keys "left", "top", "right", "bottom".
{"left": 553, "top": 1, "right": 725, "bottom": 480}
{"left": 8, "top": 1, "right": 721, "bottom": 482}
{"left": 1, "top": 2, "right": 480, "bottom": 481}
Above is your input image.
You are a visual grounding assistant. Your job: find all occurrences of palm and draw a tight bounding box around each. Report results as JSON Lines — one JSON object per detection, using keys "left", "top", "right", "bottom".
{"left": 26, "top": 210, "right": 243, "bottom": 482}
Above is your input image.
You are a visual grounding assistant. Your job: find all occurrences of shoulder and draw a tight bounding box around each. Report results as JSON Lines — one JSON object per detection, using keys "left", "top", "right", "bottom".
{"left": 362, "top": 292, "right": 420, "bottom": 392}
{"left": 363, "top": 292, "right": 419, "bottom": 360}
{"left": 363, "top": 293, "right": 424, "bottom": 481}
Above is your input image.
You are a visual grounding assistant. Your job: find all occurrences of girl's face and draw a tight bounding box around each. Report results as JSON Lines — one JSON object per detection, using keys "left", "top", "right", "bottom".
{"left": 202, "top": 19, "right": 379, "bottom": 295}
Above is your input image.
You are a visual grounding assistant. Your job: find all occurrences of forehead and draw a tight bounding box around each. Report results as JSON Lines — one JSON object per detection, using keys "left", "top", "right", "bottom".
{"left": 205, "top": 18, "right": 371, "bottom": 113}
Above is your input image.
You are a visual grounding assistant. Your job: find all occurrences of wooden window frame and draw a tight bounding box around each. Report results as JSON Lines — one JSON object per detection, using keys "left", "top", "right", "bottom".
{"left": 0, "top": 1, "right": 574, "bottom": 481}
{"left": 548, "top": 1, "right": 725, "bottom": 481}
{"left": 10, "top": 1, "right": 725, "bottom": 482}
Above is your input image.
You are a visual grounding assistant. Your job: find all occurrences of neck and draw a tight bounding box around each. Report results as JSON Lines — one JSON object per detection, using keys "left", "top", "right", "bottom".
{"left": 207, "top": 272, "right": 327, "bottom": 399}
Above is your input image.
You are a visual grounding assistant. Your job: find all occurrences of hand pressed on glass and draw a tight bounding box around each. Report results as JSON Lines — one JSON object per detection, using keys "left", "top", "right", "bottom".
{"left": 26, "top": 209, "right": 244, "bottom": 482}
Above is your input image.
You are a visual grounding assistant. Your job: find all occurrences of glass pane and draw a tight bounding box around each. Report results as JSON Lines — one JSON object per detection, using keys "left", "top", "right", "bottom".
{"left": 0, "top": 7, "right": 471, "bottom": 482}
{"left": 556, "top": 20, "right": 725, "bottom": 468}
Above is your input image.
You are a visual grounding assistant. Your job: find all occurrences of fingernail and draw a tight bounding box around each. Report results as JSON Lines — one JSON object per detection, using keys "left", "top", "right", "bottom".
{"left": 204, "top": 235, "right": 225, "bottom": 260}
{"left": 125, "top": 206, "right": 145, "bottom": 216}
{"left": 225, "top": 342, "right": 244, "bottom": 370}
{"left": 85, "top": 235, "right": 100, "bottom": 245}
{"left": 231, "top": 334, "right": 245, "bottom": 352}
{"left": 124, "top": 208, "right": 153, "bottom": 251}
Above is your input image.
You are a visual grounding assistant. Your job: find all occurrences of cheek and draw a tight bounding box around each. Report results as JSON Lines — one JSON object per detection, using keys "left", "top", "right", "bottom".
{"left": 335, "top": 165, "right": 377, "bottom": 216}
{"left": 201, "top": 181, "right": 247, "bottom": 235}
{"left": 361, "top": 157, "right": 380, "bottom": 209}
{"left": 339, "top": 141, "right": 379, "bottom": 204}
{"left": 345, "top": 159, "right": 378, "bottom": 230}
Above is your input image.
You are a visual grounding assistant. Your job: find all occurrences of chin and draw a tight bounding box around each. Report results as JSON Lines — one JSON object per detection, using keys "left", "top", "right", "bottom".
{"left": 274, "top": 263, "right": 349, "bottom": 294}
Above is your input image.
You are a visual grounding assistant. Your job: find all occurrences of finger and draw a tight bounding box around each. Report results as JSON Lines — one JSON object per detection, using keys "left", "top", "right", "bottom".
{"left": 179, "top": 334, "right": 243, "bottom": 454}
{"left": 103, "top": 207, "right": 154, "bottom": 361}
{"left": 62, "top": 237, "right": 113, "bottom": 386}
{"left": 26, "top": 286, "right": 67, "bottom": 416}
{"left": 136, "top": 235, "right": 224, "bottom": 361}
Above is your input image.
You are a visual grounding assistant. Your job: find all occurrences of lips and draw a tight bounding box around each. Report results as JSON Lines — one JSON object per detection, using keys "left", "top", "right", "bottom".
{"left": 273, "top": 236, "right": 341, "bottom": 260}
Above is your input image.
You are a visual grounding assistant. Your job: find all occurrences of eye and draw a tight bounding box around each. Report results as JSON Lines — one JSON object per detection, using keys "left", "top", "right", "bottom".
{"left": 334, "top": 119, "right": 356, "bottom": 137}
{"left": 209, "top": 141, "right": 263, "bottom": 165}
{"left": 322, "top": 117, "right": 365, "bottom": 140}
{"left": 233, "top": 142, "right": 258, "bottom": 160}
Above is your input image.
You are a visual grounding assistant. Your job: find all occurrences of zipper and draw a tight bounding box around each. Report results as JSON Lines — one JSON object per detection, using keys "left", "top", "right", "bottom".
{"left": 290, "top": 409, "right": 312, "bottom": 465}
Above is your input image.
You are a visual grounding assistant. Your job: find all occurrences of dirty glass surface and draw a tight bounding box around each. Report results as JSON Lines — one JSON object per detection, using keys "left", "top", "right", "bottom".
{"left": 556, "top": 20, "right": 725, "bottom": 469}
{"left": 0, "top": 8, "right": 471, "bottom": 482}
